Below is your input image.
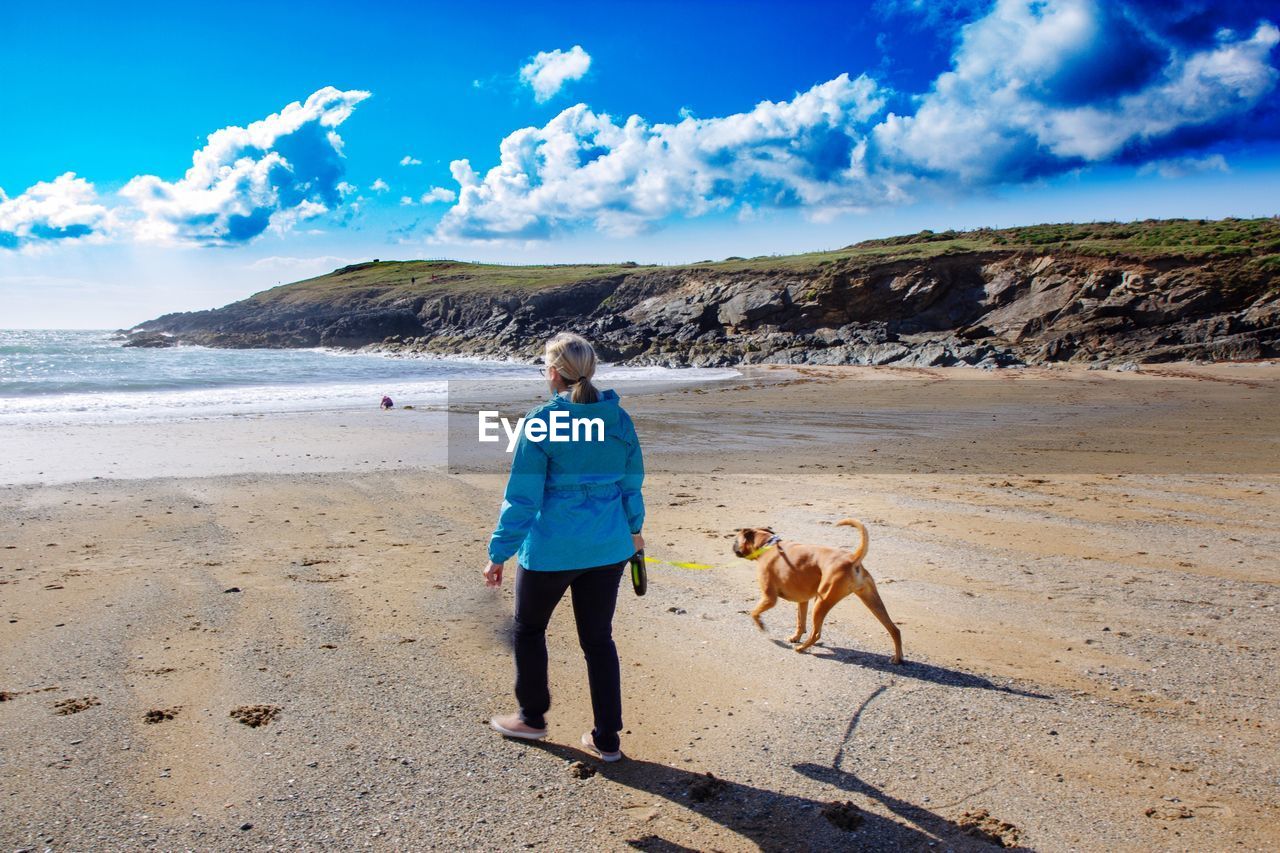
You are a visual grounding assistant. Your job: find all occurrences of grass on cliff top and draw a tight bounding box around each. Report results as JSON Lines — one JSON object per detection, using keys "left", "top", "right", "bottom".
{"left": 733, "top": 217, "right": 1280, "bottom": 269}
{"left": 251, "top": 259, "right": 646, "bottom": 306}
{"left": 250, "top": 217, "right": 1280, "bottom": 304}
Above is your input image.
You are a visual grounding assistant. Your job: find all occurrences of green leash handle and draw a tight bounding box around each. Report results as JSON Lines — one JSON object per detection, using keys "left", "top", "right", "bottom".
{"left": 630, "top": 550, "right": 647, "bottom": 596}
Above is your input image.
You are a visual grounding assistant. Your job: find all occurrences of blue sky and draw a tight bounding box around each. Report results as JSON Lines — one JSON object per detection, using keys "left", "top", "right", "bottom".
{"left": 2, "top": 0, "right": 1278, "bottom": 327}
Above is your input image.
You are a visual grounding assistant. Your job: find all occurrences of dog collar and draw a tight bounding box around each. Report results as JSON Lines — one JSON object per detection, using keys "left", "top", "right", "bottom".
{"left": 741, "top": 534, "right": 781, "bottom": 560}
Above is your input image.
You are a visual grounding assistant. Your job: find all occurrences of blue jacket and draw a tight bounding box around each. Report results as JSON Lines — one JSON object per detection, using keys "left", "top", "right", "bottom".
{"left": 489, "top": 389, "right": 645, "bottom": 571}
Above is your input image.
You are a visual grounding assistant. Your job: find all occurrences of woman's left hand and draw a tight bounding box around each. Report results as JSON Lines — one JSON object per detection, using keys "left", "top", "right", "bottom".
{"left": 483, "top": 561, "right": 505, "bottom": 588}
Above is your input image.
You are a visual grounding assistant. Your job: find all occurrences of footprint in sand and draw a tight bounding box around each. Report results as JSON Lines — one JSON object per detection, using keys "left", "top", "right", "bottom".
{"left": 53, "top": 696, "right": 101, "bottom": 716}
{"left": 230, "top": 704, "right": 281, "bottom": 728}
{"left": 821, "top": 801, "right": 864, "bottom": 831}
{"left": 956, "top": 808, "right": 1022, "bottom": 848}
{"left": 685, "top": 772, "right": 727, "bottom": 802}
{"left": 143, "top": 707, "right": 181, "bottom": 724}
{"left": 1145, "top": 802, "right": 1232, "bottom": 821}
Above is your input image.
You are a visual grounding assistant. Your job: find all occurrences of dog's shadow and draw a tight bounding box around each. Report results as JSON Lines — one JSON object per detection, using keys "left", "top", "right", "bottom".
{"left": 523, "top": 739, "right": 947, "bottom": 851}
{"left": 770, "top": 639, "right": 1050, "bottom": 699}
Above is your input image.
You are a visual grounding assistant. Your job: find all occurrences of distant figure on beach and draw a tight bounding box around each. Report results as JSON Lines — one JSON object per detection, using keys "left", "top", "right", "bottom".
{"left": 485, "top": 332, "right": 645, "bottom": 763}
{"left": 380, "top": 395, "right": 394, "bottom": 410}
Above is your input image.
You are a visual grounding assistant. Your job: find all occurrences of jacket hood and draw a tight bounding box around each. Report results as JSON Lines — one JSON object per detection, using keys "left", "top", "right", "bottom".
{"left": 543, "top": 388, "right": 622, "bottom": 425}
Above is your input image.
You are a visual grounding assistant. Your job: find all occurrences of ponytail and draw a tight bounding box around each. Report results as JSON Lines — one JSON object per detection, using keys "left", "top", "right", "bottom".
{"left": 545, "top": 332, "right": 600, "bottom": 404}
{"left": 568, "top": 374, "right": 599, "bottom": 405}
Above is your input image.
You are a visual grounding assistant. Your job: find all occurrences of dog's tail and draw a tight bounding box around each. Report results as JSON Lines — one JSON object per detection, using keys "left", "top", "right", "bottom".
{"left": 836, "top": 518, "right": 869, "bottom": 563}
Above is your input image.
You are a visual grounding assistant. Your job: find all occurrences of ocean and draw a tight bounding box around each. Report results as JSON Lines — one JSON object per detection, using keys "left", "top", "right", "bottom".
{"left": 0, "top": 330, "right": 735, "bottom": 426}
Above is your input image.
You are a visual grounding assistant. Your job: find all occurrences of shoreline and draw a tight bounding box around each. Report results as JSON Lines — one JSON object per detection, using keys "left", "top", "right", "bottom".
{"left": 5, "top": 360, "right": 1277, "bottom": 486}
{"left": 0, "top": 329, "right": 742, "bottom": 439}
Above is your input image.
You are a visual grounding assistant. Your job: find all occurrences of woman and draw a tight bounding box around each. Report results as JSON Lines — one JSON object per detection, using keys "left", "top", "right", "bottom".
{"left": 484, "top": 332, "right": 645, "bottom": 762}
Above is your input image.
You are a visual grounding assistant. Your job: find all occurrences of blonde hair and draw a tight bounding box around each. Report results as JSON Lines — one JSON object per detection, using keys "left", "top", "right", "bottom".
{"left": 545, "top": 332, "right": 600, "bottom": 404}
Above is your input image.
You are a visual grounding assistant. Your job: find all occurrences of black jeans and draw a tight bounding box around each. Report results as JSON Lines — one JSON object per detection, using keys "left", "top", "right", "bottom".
{"left": 513, "top": 561, "right": 625, "bottom": 752}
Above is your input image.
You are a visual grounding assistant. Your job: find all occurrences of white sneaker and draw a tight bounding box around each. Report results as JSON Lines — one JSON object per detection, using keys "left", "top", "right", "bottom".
{"left": 581, "top": 732, "right": 623, "bottom": 762}
{"left": 490, "top": 714, "right": 547, "bottom": 740}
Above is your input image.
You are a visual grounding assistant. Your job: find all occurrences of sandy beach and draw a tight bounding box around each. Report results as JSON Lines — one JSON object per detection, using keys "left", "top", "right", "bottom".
{"left": 2, "top": 364, "right": 1278, "bottom": 851}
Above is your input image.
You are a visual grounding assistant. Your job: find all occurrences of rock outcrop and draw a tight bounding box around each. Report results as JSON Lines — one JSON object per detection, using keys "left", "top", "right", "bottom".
{"left": 129, "top": 225, "right": 1280, "bottom": 367}
{"left": 120, "top": 331, "right": 177, "bottom": 348}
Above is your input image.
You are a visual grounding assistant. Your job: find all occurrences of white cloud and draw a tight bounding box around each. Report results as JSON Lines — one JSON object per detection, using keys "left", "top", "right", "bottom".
{"left": 519, "top": 45, "right": 592, "bottom": 103}
{"left": 7, "top": 3, "right": 1278, "bottom": 254}
{"left": 0, "top": 172, "right": 108, "bottom": 250}
{"left": 398, "top": 186, "right": 460, "bottom": 207}
{"left": 420, "top": 187, "right": 456, "bottom": 204}
{"left": 438, "top": 73, "right": 888, "bottom": 239}
{"left": 873, "top": 4, "right": 1279, "bottom": 181}
{"left": 450, "top": 159, "right": 480, "bottom": 188}
{"left": 4, "top": 87, "right": 371, "bottom": 252}
{"left": 116, "top": 86, "right": 371, "bottom": 246}
{"left": 248, "top": 254, "right": 359, "bottom": 272}
{"left": 1138, "top": 153, "right": 1230, "bottom": 179}
{"left": 439, "top": 2, "right": 1279, "bottom": 241}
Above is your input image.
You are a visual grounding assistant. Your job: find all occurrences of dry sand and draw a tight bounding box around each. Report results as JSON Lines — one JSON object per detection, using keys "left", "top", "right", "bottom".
{"left": 1, "top": 363, "right": 1278, "bottom": 851}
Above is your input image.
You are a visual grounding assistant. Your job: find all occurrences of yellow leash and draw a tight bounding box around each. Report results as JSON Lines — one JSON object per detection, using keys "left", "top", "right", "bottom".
{"left": 644, "top": 534, "right": 781, "bottom": 572}
{"left": 645, "top": 556, "right": 714, "bottom": 571}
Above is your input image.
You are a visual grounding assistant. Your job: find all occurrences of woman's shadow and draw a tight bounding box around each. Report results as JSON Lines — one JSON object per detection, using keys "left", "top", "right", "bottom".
{"left": 525, "top": 740, "right": 992, "bottom": 852}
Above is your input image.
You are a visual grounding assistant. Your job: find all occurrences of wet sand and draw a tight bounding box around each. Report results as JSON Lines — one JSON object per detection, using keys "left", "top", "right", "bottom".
{"left": 1, "top": 364, "right": 1278, "bottom": 850}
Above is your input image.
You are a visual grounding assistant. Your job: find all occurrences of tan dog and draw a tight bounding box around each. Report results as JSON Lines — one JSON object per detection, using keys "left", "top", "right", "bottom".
{"left": 734, "top": 519, "right": 903, "bottom": 663}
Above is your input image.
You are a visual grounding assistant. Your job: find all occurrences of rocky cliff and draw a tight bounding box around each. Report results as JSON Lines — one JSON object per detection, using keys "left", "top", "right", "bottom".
{"left": 131, "top": 219, "right": 1280, "bottom": 367}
